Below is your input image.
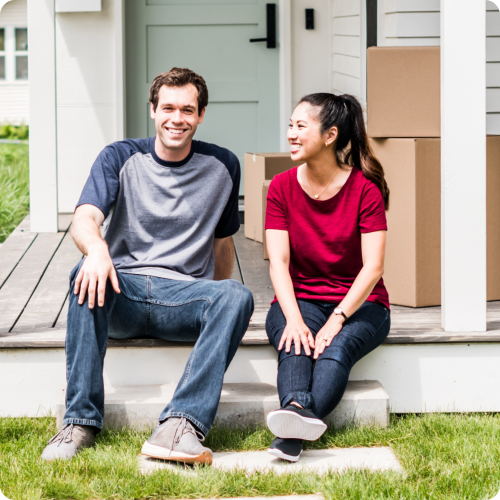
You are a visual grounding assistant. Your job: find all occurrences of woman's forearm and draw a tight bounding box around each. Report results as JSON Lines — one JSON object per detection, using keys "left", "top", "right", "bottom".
{"left": 336, "top": 263, "right": 383, "bottom": 319}
{"left": 269, "top": 261, "right": 302, "bottom": 321}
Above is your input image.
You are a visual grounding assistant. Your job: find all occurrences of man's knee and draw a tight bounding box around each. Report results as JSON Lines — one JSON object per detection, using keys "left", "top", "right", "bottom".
{"left": 215, "top": 280, "right": 254, "bottom": 311}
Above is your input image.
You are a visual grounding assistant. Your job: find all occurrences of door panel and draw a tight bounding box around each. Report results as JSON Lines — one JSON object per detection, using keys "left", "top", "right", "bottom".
{"left": 147, "top": 0, "right": 256, "bottom": 5}
{"left": 147, "top": 25, "right": 259, "bottom": 83}
{"left": 126, "top": 0, "right": 280, "bottom": 193}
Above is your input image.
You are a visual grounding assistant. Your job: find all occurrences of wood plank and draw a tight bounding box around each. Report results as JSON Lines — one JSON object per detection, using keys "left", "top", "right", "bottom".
{"left": 0, "top": 216, "right": 37, "bottom": 289}
{"left": 230, "top": 241, "right": 242, "bottom": 283}
{"left": 233, "top": 226, "right": 274, "bottom": 315}
{"left": 0, "top": 232, "right": 65, "bottom": 334}
{"left": 58, "top": 213, "right": 73, "bottom": 232}
{"left": 13, "top": 233, "right": 82, "bottom": 333}
{"left": 55, "top": 294, "right": 69, "bottom": 330}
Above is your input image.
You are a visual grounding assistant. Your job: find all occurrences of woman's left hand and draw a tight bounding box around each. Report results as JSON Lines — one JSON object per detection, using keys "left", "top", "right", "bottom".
{"left": 313, "top": 315, "right": 345, "bottom": 359}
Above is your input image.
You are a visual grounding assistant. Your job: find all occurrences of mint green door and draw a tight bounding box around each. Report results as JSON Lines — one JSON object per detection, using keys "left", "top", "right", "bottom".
{"left": 125, "top": 0, "right": 281, "bottom": 190}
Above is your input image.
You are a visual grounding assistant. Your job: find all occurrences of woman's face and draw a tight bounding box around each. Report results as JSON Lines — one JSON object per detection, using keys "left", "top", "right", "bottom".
{"left": 288, "top": 102, "right": 332, "bottom": 162}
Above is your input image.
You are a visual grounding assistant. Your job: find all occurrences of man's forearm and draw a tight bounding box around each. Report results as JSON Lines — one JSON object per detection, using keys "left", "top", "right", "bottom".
{"left": 70, "top": 214, "right": 107, "bottom": 256}
{"left": 213, "top": 237, "right": 235, "bottom": 280}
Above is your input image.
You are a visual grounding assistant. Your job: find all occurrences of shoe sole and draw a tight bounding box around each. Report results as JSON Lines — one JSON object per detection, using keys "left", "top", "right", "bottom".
{"left": 141, "top": 442, "right": 213, "bottom": 465}
{"left": 267, "top": 447, "right": 302, "bottom": 463}
{"left": 267, "top": 410, "right": 327, "bottom": 441}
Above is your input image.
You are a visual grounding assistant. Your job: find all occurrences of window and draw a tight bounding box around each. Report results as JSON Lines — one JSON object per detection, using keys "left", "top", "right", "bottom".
{"left": 15, "top": 28, "right": 27, "bottom": 80}
{"left": 0, "top": 26, "right": 28, "bottom": 83}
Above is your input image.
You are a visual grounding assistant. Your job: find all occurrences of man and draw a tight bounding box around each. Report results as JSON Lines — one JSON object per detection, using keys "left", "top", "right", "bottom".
{"left": 41, "top": 68, "right": 253, "bottom": 464}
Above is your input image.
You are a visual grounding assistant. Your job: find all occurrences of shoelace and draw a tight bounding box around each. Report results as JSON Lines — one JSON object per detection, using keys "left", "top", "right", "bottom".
{"left": 168, "top": 418, "right": 205, "bottom": 457}
{"left": 48, "top": 424, "right": 74, "bottom": 448}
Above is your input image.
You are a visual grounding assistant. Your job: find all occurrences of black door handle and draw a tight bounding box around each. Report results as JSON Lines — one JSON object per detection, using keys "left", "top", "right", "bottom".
{"left": 249, "top": 4, "right": 276, "bottom": 49}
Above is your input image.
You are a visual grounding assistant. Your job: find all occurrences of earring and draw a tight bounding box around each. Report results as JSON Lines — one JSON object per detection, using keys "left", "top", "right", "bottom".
{"left": 325, "top": 142, "right": 329, "bottom": 147}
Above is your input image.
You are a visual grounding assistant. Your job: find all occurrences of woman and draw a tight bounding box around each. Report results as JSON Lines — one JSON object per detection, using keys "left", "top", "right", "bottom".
{"left": 265, "top": 93, "right": 390, "bottom": 463}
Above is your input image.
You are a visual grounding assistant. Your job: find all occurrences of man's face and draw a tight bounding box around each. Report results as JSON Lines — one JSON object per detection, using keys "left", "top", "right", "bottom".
{"left": 151, "top": 84, "right": 205, "bottom": 152}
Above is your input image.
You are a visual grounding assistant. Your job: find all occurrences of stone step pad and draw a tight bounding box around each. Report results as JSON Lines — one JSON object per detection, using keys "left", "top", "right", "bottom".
{"left": 56, "top": 380, "right": 389, "bottom": 430}
{"left": 176, "top": 497, "right": 323, "bottom": 500}
{"left": 140, "top": 447, "right": 403, "bottom": 475}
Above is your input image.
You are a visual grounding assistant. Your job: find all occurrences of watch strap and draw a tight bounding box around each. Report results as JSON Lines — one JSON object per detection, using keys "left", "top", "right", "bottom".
{"left": 335, "top": 308, "right": 348, "bottom": 321}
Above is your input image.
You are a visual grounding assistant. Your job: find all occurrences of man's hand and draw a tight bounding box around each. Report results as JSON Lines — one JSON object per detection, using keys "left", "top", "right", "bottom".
{"left": 74, "top": 242, "right": 120, "bottom": 308}
{"left": 70, "top": 204, "right": 120, "bottom": 309}
{"left": 279, "top": 317, "right": 315, "bottom": 356}
{"left": 313, "top": 315, "right": 344, "bottom": 359}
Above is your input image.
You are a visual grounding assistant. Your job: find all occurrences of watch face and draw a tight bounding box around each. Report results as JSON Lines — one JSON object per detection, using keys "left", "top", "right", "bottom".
{"left": 334, "top": 307, "right": 342, "bottom": 315}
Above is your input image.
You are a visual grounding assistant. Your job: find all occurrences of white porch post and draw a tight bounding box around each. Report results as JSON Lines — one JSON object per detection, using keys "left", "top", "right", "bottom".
{"left": 440, "top": 0, "right": 486, "bottom": 331}
{"left": 279, "top": 0, "right": 291, "bottom": 152}
{"left": 27, "top": 0, "right": 58, "bottom": 233}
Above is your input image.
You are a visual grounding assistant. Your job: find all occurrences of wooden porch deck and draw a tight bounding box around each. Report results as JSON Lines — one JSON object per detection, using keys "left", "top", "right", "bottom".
{"left": 1, "top": 215, "right": 500, "bottom": 349}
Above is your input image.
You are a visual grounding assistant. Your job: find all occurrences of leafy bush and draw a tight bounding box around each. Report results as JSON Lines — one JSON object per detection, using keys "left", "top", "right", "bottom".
{"left": 0, "top": 124, "right": 29, "bottom": 140}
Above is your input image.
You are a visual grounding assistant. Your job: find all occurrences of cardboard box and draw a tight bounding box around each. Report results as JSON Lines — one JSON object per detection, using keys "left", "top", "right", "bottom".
{"left": 487, "top": 136, "right": 500, "bottom": 302}
{"left": 263, "top": 180, "right": 271, "bottom": 260}
{"left": 244, "top": 153, "right": 299, "bottom": 242}
{"left": 370, "top": 136, "right": 500, "bottom": 307}
{"left": 367, "top": 46, "right": 440, "bottom": 138}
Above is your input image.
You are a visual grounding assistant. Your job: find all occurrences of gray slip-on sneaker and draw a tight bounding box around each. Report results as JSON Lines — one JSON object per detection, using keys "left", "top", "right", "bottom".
{"left": 41, "top": 424, "right": 97, "bottom": 461}
{"left": 141, "top": 417, "right": 213, "bottom": 465}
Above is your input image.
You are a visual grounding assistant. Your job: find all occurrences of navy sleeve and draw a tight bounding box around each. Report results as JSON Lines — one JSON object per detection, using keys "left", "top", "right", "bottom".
{"left": 214, "top": 152, "right": 241, "bottom": 238}
{"left": 76, "top": 139, "right": 147, "bottom": 218}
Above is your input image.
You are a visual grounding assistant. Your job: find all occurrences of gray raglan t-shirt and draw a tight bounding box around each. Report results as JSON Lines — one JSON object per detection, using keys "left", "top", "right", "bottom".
{"left": 76, "top": 137, "right": 240, "bottom": 281}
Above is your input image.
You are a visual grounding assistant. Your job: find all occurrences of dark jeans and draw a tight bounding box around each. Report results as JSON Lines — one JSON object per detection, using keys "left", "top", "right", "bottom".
{"left": 266, "top": 299, "right": 390, "bottom": 419}
{"left": 63, "top": 260, "right": 254, "bottom": 436}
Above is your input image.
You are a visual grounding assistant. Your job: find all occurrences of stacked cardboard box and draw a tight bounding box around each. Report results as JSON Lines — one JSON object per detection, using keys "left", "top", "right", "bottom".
{"left": 244, "top": 152, "right": 300, "bottom": 246}
{"left": 368, "top": 47, "right": 500, "bottom": 306}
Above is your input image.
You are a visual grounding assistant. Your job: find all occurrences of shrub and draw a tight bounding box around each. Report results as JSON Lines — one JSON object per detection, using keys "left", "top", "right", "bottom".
{"left": 0, "top": 124, "right": 29, "bottom": 140}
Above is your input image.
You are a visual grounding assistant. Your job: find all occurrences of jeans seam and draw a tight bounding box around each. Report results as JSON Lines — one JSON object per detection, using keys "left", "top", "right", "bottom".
{"left": 370, "top": 309, "right": 390, "bottom": 338}
{"left": 146, "top": 276, "right": 151, "bottom": 336}
{"left": 63, "top": 418, "right": 103, "bottom": 430}
{"left": 149, "top": 298, "right": 213, "bottom": 307}
{"left": 181, "top": 298, "right": 211, "bottom": 388}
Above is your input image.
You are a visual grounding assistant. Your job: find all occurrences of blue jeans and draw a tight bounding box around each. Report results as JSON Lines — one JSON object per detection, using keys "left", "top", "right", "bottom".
{"left": 266, "top": 299, "right": 390, "bottom": 419}
{"left": 64, "top": 260, "right": 254, "bottom": 435}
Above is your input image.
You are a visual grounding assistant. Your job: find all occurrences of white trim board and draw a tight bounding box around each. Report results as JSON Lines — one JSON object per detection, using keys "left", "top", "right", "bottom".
{"left": 4, "top": 343, "right": 500, "bottom": 417}
{"left": 279, "top": 0, "right": 291, "bottom": 152}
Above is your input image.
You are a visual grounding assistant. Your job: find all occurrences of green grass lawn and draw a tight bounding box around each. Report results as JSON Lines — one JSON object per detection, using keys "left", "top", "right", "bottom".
{"left": 1, "top": 414, "right": 500, "bottom": 500}
{"left": 0, "top": 144, "right": 29, "bottom": 243}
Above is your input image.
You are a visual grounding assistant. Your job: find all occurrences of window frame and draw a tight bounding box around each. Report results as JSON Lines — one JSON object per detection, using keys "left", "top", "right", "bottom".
{"left": 0, "top": 25, "right": 28, "bottom": 84}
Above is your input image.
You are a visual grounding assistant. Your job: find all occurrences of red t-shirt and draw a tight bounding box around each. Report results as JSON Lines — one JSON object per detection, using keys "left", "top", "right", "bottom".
{"left": 265, "top": 166, "right": 390, "bottom": 309}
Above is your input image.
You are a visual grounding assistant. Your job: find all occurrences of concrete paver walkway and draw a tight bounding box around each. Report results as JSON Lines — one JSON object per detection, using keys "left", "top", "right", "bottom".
{"left": 140, "top": 447, "right": 403, "bottom": 475}
{"left": 177, "top": 497, "right": 323, "bottom": 500}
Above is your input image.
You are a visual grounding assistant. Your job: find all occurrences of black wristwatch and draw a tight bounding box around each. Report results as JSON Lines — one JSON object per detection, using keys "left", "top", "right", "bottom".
{"left": 334, "top": 307, "right": 348, "bottom": 321}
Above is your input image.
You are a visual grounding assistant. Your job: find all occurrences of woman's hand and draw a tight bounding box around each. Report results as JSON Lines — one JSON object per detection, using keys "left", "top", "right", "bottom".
{"left": 313, "top": 315, "right": 344, "bottom": 359}
{"left": 279, "top": 317, "right": 315, "bottom": 356}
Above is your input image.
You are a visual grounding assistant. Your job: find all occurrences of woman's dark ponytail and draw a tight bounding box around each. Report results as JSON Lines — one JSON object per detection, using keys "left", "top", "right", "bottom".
{"left": 299, "top": 93, "right": 390, "bottom": 210}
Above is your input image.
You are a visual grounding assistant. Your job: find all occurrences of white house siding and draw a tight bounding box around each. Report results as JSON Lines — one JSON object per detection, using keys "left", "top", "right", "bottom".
{"left": 55, "top": 0, "right": 122, "bottom": 213}
{"left": 0, "top": 0, "right": 26, "bottom": 25}
{"left": 378, "top": 0, "right": 500, "bottom": 134}
{"left": 291, "top": 0, "right": 331, "bottom": 109}
{"left": 0, "top": 0, "right": 28, "bottom": 124}
{"left": 330, "top": 0, "right": 363, "bottom": 102}
{"left": 0, "top": 84, "right": 27, "bottom": 124}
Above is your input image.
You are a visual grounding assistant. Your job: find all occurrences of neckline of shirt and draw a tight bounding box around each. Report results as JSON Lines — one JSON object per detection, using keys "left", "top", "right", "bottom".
{"left": 294, "top": 164, "right": 356, "bottom": 204}
{"left": 149, "top": 136, "right": 196, "bottom": 168}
